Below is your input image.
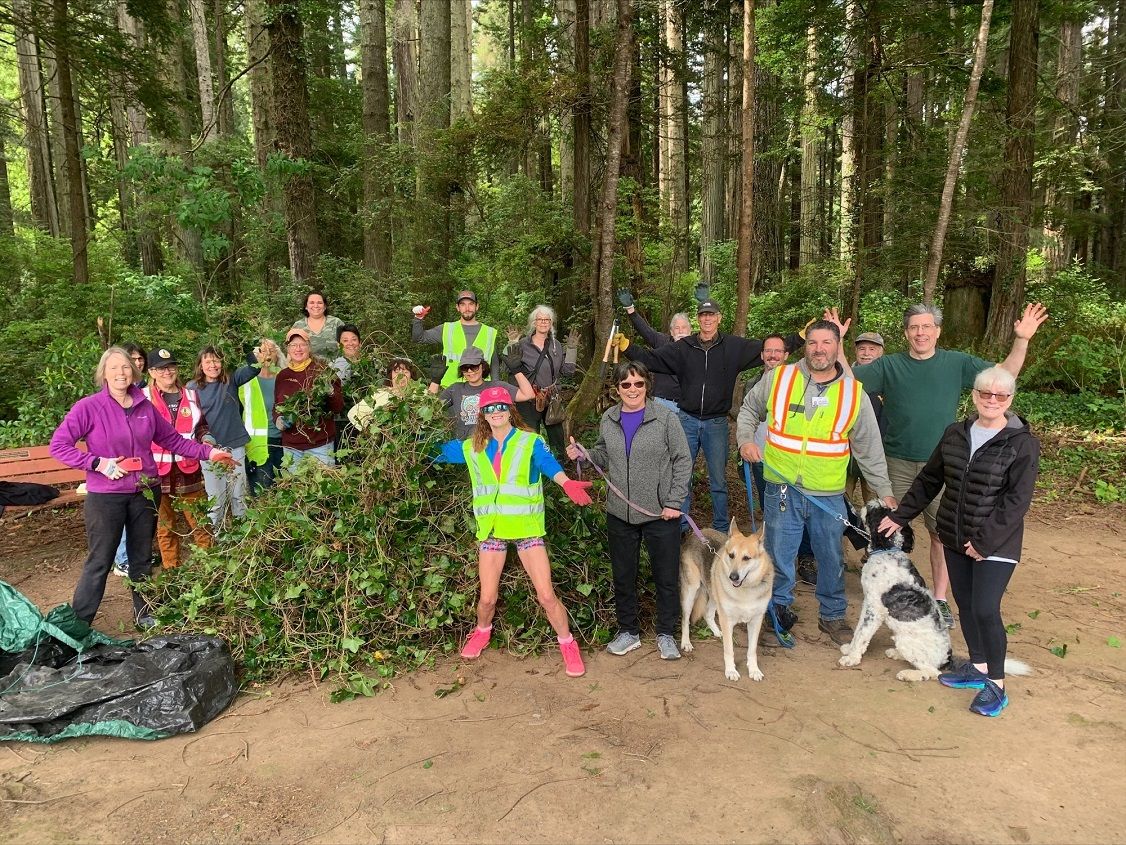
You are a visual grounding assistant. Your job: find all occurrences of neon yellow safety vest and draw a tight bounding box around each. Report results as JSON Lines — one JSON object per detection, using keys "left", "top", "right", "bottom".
{"left": 240, "top": 378, "right": 269, "bottom": 467}
{"left": 462, "top": 430, "right": 546, "bottom": 540}
{"left": 763, "top": 364, "right": 862, "bottom": 492}
{"left": 441, "top": 323, "right": 497, "bottom": 388}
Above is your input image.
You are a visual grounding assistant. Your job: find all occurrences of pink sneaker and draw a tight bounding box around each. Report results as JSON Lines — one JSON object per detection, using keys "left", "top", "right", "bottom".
{"left": 559, "top": 637, "right": 585, "bottom": 678}
{"left": 461, "top": 626, "right": 492, "bottom": 659}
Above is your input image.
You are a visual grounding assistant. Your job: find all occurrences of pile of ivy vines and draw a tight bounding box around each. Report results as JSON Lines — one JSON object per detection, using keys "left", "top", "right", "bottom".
{"left": 146, "top": 380, "right": 618, "bottom": 699}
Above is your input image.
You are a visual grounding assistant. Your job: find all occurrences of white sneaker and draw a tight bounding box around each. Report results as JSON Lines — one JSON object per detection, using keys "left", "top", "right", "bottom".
{"left": 112, "top": 562, "right": 129, "bottom": 578}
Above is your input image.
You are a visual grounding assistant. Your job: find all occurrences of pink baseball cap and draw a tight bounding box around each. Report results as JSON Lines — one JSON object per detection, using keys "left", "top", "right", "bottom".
{"left": 478, "top": 386, "right": 513, "bottom": 407}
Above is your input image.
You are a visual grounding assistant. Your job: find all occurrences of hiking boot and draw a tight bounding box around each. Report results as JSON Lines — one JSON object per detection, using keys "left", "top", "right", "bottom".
{"left": 796, "top": 555, "right": 818, "bottom": 586}
{"left": 939, "top": 661, "right": 989, "bottom": 690}
{"left": 559, "top": 637, "right": 585, "bottom": 677}
{"left": 774, "top": 604, "right": 798, "bottom": 633}
{"left": 818, "top": 617, "right": 853, "bottom": 646}
{"left": 969, "top": 679, "right": 1009, "bottom": 717}
{"left": 460, "top": 626, "right": 492, "bottom": 660}
{"left": 656, "top": 634, "right": 681, "bottom": 661}
{"left": 605, "top": 631, "right": 641, "bottom": 656}
{"left": 936, "top": 599, "right": 956, "bottom": 629}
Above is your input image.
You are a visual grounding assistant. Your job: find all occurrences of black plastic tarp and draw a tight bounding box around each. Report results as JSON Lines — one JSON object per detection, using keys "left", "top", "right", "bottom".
{"left": 0, "top": 580, "right": 238, "bottom": 743}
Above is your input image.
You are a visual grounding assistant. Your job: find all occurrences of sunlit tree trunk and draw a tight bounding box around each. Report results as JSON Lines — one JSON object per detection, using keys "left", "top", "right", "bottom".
{"left": 415, "top": 0, "right": 452, "bottom": 294}
{"left": 733, "top": 0, "right": 755, "bottom": 336}
{"left": 189, "top": 0, "right": 218, "bottom": 143}
{"left": 451, "top": 0, "right": 472, "bottom": 120}
{"left": 798, "top": 24, "right": 821, "bottom": 266}
{"left": 923, "top": 0, "right": 994, "bottom": 304}
{"left": 393, "top": 0, "right": 420, "bottom": 146}
{"left": 360, "top": 0, "right": 393, "bottom": 275}
{"left": 15, "top": 1, "right": 58, "bottom": 236}
{"left": 699, "top": 6, "right": 725, "bottom": 284}
{"left": 50, "top": 0, "right": 88, "bottom": 282}
{"left": 1041, "top": 18, "right": 1081, "bottom": 271}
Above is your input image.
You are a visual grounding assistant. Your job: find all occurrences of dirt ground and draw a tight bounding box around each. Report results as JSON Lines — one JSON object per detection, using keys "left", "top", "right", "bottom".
{"left": 1, "top": 502, "right": 1125, "bottom": 845}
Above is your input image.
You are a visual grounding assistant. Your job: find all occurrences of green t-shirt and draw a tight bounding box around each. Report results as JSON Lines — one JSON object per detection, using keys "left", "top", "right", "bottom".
{"left": 853, "top": 348, "right": 991, "bottom": 461}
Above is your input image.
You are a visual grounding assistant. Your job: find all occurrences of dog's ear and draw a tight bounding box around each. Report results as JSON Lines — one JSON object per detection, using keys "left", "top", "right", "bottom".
{"left": 729, "top": 520, "right": 742, "bottom": 538}
{"left": 900, "top": 522, "right": 915, "bottom": 554}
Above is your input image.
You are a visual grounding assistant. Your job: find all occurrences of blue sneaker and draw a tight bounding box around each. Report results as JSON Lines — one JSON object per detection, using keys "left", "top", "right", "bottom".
{"left": 939, "top": 661, "right": 988, "bottom": 689}
{"left": 969, "top": 679, "right": 1009, "bottom": 717}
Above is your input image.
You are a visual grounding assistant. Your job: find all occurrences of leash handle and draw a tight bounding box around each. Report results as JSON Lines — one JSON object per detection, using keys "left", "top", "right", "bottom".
{"left": 740, "top": 459, "right": 758, "bottom": 535}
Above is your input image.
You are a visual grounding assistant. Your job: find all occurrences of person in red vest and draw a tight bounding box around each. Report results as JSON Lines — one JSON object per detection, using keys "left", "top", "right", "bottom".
{"left": 143, "top": 347, "right": 214, "bottom": 569}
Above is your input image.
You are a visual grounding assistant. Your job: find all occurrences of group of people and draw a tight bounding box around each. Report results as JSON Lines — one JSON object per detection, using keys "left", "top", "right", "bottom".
{"left": 51, "top": 285, "right": 1046, "bottom": 717}
{"left": 50, "top": 292, "right": 363, "bottom": 628}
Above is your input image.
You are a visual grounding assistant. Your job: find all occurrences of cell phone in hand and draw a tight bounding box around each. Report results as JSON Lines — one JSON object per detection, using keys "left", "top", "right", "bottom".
{"left": 118, "top": 457, "right": 143, "bottom": 472}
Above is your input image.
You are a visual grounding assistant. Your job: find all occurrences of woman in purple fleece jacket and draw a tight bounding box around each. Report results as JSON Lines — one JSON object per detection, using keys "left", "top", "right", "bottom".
{"left": 50, "top": 347, "right": 234, "bottom": 629}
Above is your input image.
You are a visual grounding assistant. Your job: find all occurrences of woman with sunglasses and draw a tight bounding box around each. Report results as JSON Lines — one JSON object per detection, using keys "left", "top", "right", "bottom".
{"left": 879, "top": 367, "right": 1039, "bottom": 718}
{"left": 565, "top": 361, "right": 691, "bottom": 660}
{"left": 438, "top": 385, "right": 594, "bottom": 678}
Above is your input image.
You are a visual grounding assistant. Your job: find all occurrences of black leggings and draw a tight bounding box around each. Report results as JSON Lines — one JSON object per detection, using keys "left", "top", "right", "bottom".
{"left": 944, "top": 546, "right": 1016, "bottom": 681}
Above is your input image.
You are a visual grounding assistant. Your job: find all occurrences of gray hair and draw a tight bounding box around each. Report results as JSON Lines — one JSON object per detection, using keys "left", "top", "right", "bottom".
{"left": 903, "top": 303, "right": 943, "bottom": 330}
{"left": 973, "top": 366, "right": 1016, "bottom": 396}
{"left": 526, "top": 304, "right": 557, "bottom": 335}
{"left": 668, "top": 312, "right": 691, "bottom": 333}
{"left": 94, "top": 346, "right": 140, "bottom": 389}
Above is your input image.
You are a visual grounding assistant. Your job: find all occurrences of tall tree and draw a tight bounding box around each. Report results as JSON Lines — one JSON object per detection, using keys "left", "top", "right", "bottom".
{"left": 984, "top": 0, "right": 1038, "bottom": 347}
{"left": 0, "top": 128, "right": 14, "bottom": 238}
{"left": 662, "top": 0, "right": 687, "bottom": 268}
{"left": 415, "top": 0, "right": 452, "bottom": 292}
{"left": 393, "top": 0, "right": 420, "bottom": 145}
{"left": 572, "top": 0, "right": 591, "bottom": 236}
{"left": 923, "top": 0, "right": 994, "bottom": 305}
{"left": 451, "top": 0, "right": 472, "bottom": 120}
{"left": 50, "top": 0, "right": 89, "bottom": 282}
{"left": 798, "top": 23, "right": 821, "bottom": 266}
{"left": 360, "top": 0, "right": 393, "bottom": 275}
{"left": 699, "top": 3, "right": 725, "bottom": 284}
{"left": 14, "top": 0, "right": 58, "bottom": 235}
{"left": 733, "top": 0, "right": 755, "bottom": 335}
{"left": 189, "top": 0, "right": 218, "bottom": 143}
{"left": 1041, "top": 16, "right": 1081, "bottom": 271}
{"left": 267, "top": 0, "right": 320, "bottom": 282}
{"left": 571, "top": 0, "right": 633, "bottom": 418}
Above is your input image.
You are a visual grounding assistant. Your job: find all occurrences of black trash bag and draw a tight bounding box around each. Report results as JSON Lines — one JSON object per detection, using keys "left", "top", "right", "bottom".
{"left": 0, "top": 634, "right": 238, "bottom": 743}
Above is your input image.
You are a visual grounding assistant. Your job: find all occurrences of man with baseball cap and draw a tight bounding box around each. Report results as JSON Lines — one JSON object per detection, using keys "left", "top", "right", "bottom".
{"left": 630, "top": 299, "right": 807, "bottom": 533}
{"left": 853, "top": 332, "right": 885, "bottom": 366}
{"left": 411, "top": 290, "right": 501, "bottom": 394}
{"left": 439, "top": 347, "right": 535, "bottom": 440}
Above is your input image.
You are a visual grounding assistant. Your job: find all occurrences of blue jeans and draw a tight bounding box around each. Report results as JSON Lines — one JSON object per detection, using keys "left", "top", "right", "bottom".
{"left": 283, "top": 443, "right": 335, "bottom": 473}
{"left": 678, "top": 412, "right": 729, "bottom": 531}
{"left": 652, "top": 397, "right": 679, "bottom": 414}
{"left": 763, "top": 482, "right": 846, "bottom": 620}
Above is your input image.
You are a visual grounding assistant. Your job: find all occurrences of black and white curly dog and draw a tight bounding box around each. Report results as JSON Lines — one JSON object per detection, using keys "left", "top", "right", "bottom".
{"left": 838, "top": 501, "right": 953, "bottom": 681}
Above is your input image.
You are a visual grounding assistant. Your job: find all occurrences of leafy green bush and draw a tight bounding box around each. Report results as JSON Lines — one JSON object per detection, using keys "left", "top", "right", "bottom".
{"left": 146, "top": 384, "right": 616, "bottom": 698}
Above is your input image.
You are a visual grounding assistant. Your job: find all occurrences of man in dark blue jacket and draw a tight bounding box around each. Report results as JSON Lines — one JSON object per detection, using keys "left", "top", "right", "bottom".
{"left": 632, "top": 300, "right": 802, "bottom": 532}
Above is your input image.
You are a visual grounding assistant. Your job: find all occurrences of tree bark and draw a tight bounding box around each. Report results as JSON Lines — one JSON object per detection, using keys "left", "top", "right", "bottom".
{"left": 922, "top": 0, "right": 994, "bottom": 305}
{"left": 699, "top": 4, "right": 725, "bottom": 284}
{"left": 393, "top": 0, "right": 420, "bottom": 146}
{"left": 838, "top": 0, "right": 860, "bottom": 269}
{"left": 0, "top": 131, "right": 15, "bottom": 237}
{"left": 51, "top": 0, "right": 88, "bottom": 283}
{"left": 570, "top": 0, "right": 633, "bottom": 420}
{"left": 360, "top": 0, "right": 393, "bottom": 275}
{"left": 573, "top": 0, "right": 591, "bottom": 237}
{"left": 751, "top": 0, "right": 781, "bottom": 290}
{"left": 415, "top": 0, "right": 452, "bottom": 294}
{"left": 733, "top": 0, "right": 755, "bottom": 336}
{"left": 14, "top": 3, "right": 59, "bottom": 236}
{"left": 267, "top": 0, "right": 320, "bottom": 283}
{"left": 451, "top": 0, "right": 472, "bottom": 120}
{"left": 246, "top": 0, "right": 273, "bottom": 171}
{"left": 984, "top": 0, "right": 1038, "bottom": 347}
{"left": 1042, "top": 17, "right": 1081, "bottom": 271}
{"left": 189, "top": 0, "right": 218, "bottom": 143}
{"left": 664, "top": 0, "right": 687, "bottom": 268}
{"left": 725, "top": 0, "right": 741, "bottom": 241}
{"left": 798, "top": 23, "right": 821, "bottom": 266}
{"left": 213, "top": 0, "right": 237, "bottom": 136}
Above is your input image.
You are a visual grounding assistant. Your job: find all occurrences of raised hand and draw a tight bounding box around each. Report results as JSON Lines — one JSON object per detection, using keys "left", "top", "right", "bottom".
{"left": 616, "top": 289, "right": 635, "bottom": 309}
{"left": 506, "top": 325, "right": 522, "bottom": 344}
{"left": 822, "top": 307, "right": 851, "bottom": 338}
{"left": 566, "top": 328, "right": 580, "bottom": 349}
{"left": 412, "top": 305, "right": 431, "bottom": 319}
{"left": 1013, "top": 302, "right": 1048, "bottom": 340}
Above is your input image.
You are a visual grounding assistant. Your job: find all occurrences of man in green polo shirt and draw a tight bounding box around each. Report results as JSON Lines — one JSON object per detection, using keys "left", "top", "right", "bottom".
{"left": 852, "top": 301, "right": 1048, "bottom": 628}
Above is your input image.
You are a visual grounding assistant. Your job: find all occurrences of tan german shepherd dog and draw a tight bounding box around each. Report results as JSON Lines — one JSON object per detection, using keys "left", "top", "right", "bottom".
{"left": 679, "top": 522, "right": 774, "bottom": 682}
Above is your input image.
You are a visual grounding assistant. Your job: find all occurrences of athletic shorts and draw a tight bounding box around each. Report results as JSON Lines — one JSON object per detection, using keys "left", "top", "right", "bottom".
{"left": 479, "top": 537, "right": 545, "bottom": 553}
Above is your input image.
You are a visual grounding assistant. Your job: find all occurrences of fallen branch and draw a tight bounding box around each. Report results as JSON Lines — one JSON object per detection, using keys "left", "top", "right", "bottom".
{"left": 2, "top": 790, "right": 89, "bottom": 806}
{"left": 497, "top": 775, "right": 593, "bottom": 822}
{"left": 375, "top": 751, "right": 448, "bottom": 782}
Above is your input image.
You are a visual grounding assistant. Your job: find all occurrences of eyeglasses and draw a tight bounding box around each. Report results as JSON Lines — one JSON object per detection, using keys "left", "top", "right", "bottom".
{"left": 907, "top": 324, "right": 937, "bottom": 332}
{"left": 618, "top": 380, "right": 646, "bottom": 389}
{"left": 974, "top": 389, "right": 1012, "bottom": 401}
{"left": 130, "top": 357, "right": 144, "bottom": 364}
{"left": 534, "top": 317, "right": 552, "bottom": 323}
{"left": 481, "top": 403, "right": 510, "bottom": 414}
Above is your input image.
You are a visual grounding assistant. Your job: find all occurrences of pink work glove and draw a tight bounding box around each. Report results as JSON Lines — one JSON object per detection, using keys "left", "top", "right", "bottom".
{"left": 562, "top": 480, "right": 593, "bottom": 506}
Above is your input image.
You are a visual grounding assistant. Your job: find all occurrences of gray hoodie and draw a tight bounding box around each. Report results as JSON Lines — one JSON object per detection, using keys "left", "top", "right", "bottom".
{"left": 736, "top": 359, "right": 892, "bottom": 498}
{"left": 582, "top": 400, "right": 692, "bottom": 524}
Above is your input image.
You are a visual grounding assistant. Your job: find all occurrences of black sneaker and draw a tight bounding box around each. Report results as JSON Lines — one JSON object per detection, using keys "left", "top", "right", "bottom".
{"left": 796, "top": 555, "right": 818, "bottom": 586}
{"left": 775, "top": 604, "right": 798, "bottom": 632}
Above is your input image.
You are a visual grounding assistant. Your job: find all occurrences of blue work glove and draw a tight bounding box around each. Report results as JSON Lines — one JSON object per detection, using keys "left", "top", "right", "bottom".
{"left": 694, "top": 283, "right": 710, "bottom": 303}
{"left": 616, "top": 289, "right": 635, "bottom": 308}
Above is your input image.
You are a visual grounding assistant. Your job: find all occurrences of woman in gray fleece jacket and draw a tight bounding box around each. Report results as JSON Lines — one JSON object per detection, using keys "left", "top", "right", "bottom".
{"left": 566, "top": 361, "right": 691, "bottom": 661}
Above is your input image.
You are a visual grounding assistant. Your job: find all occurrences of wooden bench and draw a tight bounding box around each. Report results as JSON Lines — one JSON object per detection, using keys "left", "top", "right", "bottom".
{"left": 0, "top": 444, "right": 87, "bottom": 516}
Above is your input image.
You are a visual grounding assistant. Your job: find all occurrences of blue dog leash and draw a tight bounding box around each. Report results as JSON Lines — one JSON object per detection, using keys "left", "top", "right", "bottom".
{"left": 740, "top": 459, "right": 794, "bottom": 649}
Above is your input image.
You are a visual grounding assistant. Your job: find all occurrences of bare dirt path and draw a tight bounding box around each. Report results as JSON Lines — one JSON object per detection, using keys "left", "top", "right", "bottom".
{"left": 2, "top": 503, "right": 1125, "bottom": 844}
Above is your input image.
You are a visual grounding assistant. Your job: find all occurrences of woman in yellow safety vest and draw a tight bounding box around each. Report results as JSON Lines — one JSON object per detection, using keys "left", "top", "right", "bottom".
{"left": 438, "top": 385, "right": 593, "bottom": 678}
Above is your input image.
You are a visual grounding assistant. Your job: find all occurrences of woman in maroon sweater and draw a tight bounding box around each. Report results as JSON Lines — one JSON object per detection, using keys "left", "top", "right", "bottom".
{"left": 274, "top": 328, "right": 344, "bottom": 470}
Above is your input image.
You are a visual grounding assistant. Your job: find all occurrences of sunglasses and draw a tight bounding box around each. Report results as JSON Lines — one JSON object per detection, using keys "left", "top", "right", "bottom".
{"left": 618, "top": 380, "right": 646, "bottom": 389}
{"left": 974, "top": 389, "right": 1012, "bottom": 401}
{"left": 481, "top": 403, "right": 510, "bottom": 414}
{"left": 460, "top": 363, "right": 483, "bottom": 371}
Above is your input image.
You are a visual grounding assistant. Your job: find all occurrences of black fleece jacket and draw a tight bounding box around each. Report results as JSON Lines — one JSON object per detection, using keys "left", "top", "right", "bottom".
{"left": 893, "top": 413, "right": 1039, "bottom": 561}
{"left": 635, "top": 331, "right": 801, "bottom": 420}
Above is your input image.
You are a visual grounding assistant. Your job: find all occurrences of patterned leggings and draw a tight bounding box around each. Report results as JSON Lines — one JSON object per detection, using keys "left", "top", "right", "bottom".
{"left": 479, "top": 537, "right": 545, "bottom": 554}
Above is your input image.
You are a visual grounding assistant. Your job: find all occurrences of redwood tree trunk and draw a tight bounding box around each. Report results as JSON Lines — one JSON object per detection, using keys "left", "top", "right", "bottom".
{"left": 733, "top": 0, "right": 755, "bottom": 336}
{"left": 52, "top": 0, "right": 89, "bottom": 283}
{"left": 360, "top": 0, "right": 393, "bottom": 275}
{"left": 267, "top": 0, "right": 320, "bottom": 283}
{"left": 984, "top": 0, "right": 1038, "bottom": 347}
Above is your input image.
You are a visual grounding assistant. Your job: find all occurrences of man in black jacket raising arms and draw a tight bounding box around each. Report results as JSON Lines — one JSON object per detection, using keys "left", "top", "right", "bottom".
{"left": 631, "top": 299, "right": 810, "bottom": 532}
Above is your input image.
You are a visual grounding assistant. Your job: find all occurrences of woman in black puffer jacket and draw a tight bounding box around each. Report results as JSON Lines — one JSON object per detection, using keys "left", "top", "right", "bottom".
{"left": 879, "top": 366, "right": 1039, "bottom": 718}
